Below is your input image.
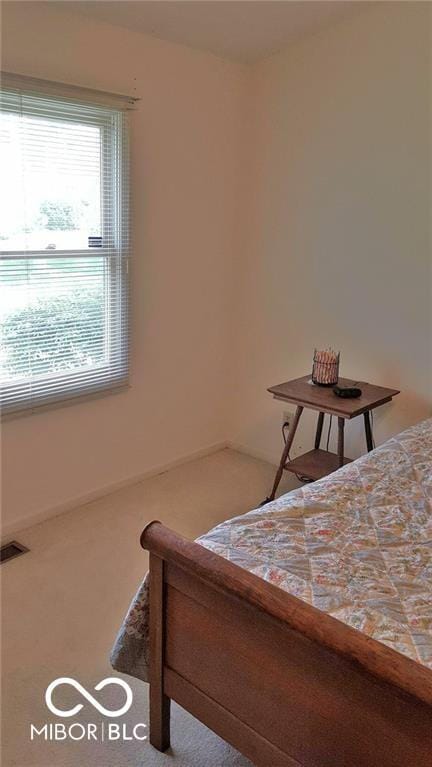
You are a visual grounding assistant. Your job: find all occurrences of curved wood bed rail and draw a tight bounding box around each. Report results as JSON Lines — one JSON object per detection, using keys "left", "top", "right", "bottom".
{"left": 141, "top": 520, "right": 432, "bottom": 708}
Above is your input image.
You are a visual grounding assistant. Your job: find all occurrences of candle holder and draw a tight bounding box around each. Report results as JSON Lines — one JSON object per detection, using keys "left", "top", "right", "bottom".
{"left": 312, "top": 349, "right": 340, "bottom": 386}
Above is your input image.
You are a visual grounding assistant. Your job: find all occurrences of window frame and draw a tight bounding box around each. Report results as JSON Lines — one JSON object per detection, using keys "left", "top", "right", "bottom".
{"left": 0, "top": 84, "right": 130, "bottom": 418}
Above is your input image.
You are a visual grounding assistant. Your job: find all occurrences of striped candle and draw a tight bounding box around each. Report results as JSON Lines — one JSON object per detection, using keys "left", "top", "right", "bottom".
{"left": 312, "top": 349, "right": 340, "bottom": 386}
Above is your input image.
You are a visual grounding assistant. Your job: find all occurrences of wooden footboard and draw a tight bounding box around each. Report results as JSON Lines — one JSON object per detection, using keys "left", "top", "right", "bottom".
{"left": 141, "top": 521, "right": 432, "bottom": 767}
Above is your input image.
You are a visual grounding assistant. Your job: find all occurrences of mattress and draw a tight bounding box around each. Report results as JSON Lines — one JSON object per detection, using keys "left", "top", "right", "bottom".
{"left": 111, "top": 418, "right": 432, "bottom": 682}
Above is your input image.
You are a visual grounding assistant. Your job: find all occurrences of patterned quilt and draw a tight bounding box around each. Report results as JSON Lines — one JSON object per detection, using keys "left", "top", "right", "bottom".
{"left": 111, "top": 418, "right": 432, "bottom": 682}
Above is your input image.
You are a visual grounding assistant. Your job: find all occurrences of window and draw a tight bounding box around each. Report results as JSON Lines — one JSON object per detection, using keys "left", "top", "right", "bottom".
{"left": 0, "top": 74, "right": 131, "bottom": 416}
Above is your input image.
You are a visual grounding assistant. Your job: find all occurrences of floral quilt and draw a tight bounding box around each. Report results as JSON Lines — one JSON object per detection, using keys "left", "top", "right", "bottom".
{"left": 111, "top": 418, "right": 432, "bottom": 682}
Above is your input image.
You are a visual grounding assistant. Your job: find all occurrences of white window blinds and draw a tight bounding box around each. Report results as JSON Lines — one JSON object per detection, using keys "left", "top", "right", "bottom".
{"left": 0, "top": 74, "right": 132, "bottom": 416}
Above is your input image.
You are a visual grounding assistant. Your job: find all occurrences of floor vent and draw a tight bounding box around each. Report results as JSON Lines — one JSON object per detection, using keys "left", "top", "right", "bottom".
{"left": 0, "top": 541, "right": 29, "bottom": 564}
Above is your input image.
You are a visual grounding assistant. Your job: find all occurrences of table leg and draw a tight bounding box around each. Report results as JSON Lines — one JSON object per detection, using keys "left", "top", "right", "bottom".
{"left": 314, "top": 412, "right": 325, "bottom": 449}
{"left": 364, "top": 411, "right": 374, "bottom": 452}
{"left": 337, "top": 417, "right": 345, "bottom": 468}
{"left": 262, "top": 405, "right": 303, "bottom": 504}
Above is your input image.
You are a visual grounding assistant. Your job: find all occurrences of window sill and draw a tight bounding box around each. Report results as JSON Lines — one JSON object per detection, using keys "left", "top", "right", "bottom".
{"left": 1, "top": 383, "right": 130, "bottom": 421}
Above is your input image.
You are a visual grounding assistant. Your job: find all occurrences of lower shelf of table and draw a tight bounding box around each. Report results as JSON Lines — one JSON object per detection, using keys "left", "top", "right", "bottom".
{"left": 285, "top": 449, "right": 352, "bottom": 481}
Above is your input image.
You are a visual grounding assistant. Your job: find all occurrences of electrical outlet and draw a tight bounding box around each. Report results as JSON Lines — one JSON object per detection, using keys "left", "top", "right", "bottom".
{"left": 282, "top": 410, "right": 295, "bottom": 429}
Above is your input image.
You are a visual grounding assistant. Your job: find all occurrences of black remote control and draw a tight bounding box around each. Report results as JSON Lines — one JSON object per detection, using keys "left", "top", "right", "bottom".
{"left": 333, "top": 385, "right": 362, "bottom": 399}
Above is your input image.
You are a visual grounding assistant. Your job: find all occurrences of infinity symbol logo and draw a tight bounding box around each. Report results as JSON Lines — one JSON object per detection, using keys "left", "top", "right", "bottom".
{"left": 45, "top": 677, "right": 133, "bottom": 718}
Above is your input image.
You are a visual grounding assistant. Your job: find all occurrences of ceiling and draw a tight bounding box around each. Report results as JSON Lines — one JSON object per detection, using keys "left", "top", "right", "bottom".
{"left": 40, "top": 1, "right": 372, "bottom": 64}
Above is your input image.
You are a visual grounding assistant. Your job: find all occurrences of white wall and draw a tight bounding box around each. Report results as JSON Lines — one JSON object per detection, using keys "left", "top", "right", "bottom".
{"left": 1, "top": 2, "right": 431, "bottom": 534}
{"left": 229, "top": 2, "right": 432, "bottom": 467}
{"left": 1, "top": 2, "right": 248, "bottom": 533}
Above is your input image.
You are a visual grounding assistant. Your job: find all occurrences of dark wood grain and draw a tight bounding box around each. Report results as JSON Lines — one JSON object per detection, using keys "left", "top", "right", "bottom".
{"left": 166, "top": 570, "right": 431, "bottom": 767}
{"left": 148, "top": 552, "right": 171, "bottom": 751}
{"left": 337, "top": 417, "right": 345, "bottom": 467}
{"left": 266, "top": 374, "right": 399, "bottom": 489}
{"left": 314, "top": 411, "right": 325, "bottom": 449}
{"left": 285, "top": 449, "right": 351, "bottom": 481}
{"left": 142, "top": 522, "right": 432, "bottom": 766}
{"left": 267, "top": 405, "right": 303, "bottom": 501}
{"left": 165, "top": 670, "right": 300, "bottom": 767}
{"left": 268, "top": 376, "right": 400, "bottom": 419}
{"left": 364, "top": 410, "right": 374, "bottom": 451}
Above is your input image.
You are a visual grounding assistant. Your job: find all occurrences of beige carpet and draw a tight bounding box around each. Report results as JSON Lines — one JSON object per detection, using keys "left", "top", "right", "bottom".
{"left": 2, "top": 448, "right": 296, "bottom": 767}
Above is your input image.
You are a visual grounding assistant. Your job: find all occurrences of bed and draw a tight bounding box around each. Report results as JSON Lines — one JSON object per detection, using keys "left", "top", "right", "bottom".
{"left": 111, "top": 418, "right": 432, "bottom": 766}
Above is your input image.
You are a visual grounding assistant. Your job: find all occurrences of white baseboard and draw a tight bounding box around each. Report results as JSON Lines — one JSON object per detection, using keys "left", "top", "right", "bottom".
{"left": 1, "top": 441, "right": 228, "bottom": 541}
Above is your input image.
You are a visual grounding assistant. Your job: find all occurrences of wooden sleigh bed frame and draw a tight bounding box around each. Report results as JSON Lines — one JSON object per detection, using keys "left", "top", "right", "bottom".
{"left": 141, "top": 520, "right": 432, "bottom": 767}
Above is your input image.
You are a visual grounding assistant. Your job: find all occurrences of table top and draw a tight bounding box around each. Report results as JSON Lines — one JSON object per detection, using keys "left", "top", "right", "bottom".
{"left": 268, "top": 375, "right": 400, "bottom": 419}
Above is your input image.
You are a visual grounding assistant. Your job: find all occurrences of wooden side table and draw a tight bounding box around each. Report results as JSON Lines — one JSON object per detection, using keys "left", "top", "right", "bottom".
{"left": 264, "top": 375, "right": 399, "bottom": 503}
